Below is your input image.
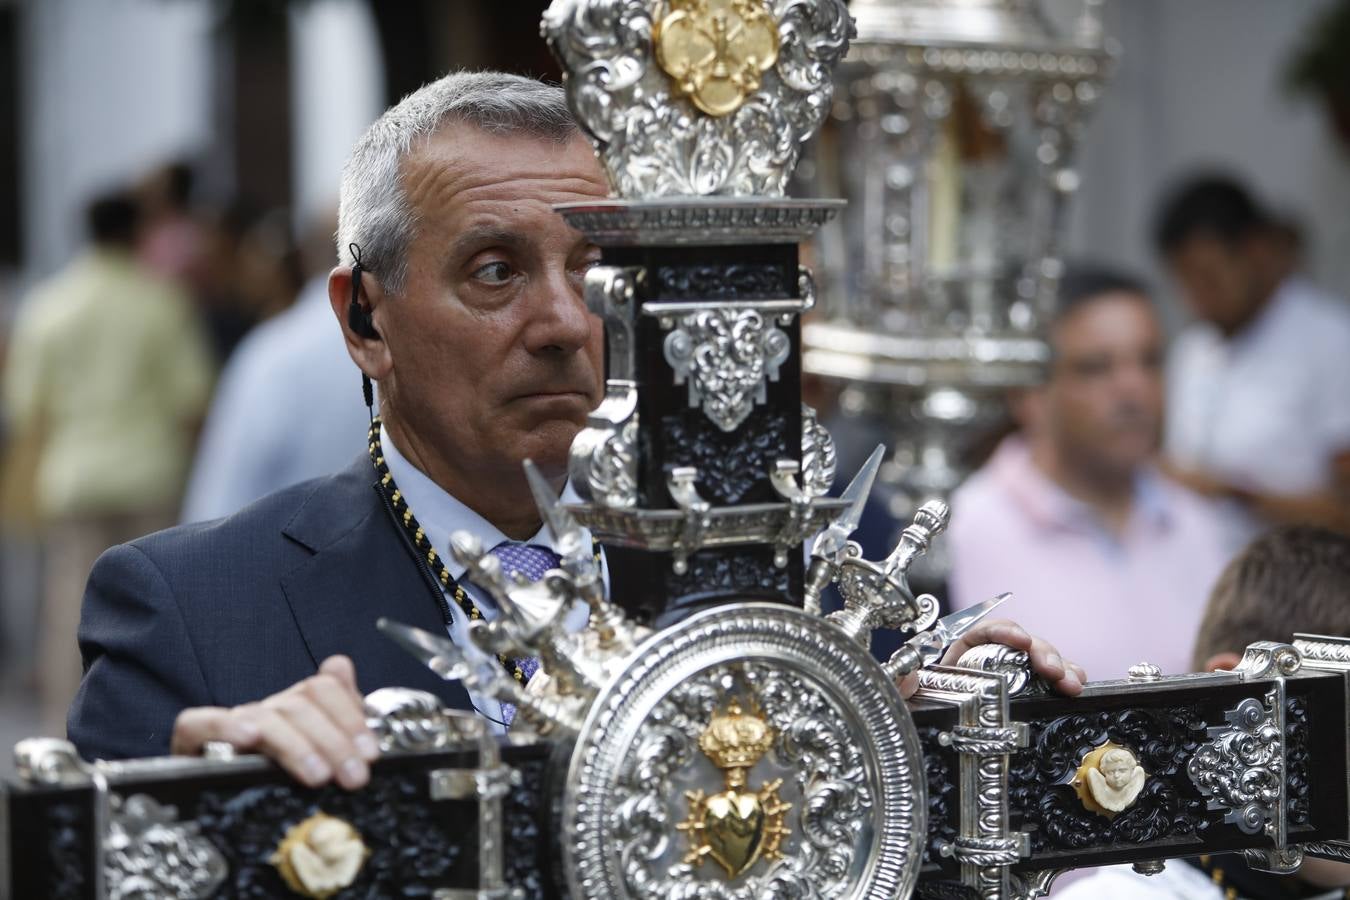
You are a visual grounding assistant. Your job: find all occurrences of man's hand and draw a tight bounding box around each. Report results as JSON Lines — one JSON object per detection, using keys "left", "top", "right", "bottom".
{"left": 897, "top": 618, "right": 1086, "bottom": 699}
{"left": 939, "top": 618, "right": 1086, "bottom": 695}
{"left": 170, "top": 655, "right": 381, "bottom": 789}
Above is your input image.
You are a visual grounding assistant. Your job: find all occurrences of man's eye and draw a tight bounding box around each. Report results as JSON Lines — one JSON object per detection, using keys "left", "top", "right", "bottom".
{"left": 472, "top": 261, "right": 514, "bottom": 284}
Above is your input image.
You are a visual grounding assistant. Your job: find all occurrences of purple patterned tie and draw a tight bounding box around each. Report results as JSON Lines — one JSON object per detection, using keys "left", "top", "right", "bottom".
{"left": 487, "top": 542, "right": 560, "bottom": 726}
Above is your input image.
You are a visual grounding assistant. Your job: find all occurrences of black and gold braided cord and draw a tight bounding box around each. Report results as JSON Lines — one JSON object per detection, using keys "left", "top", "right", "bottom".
{"left": 368, "top": 418, "right": 529, "bottom": 685}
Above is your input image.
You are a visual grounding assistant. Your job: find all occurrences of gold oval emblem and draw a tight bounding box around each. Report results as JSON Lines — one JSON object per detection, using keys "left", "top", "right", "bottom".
{"left": 654, "top": 0, "right": 781, "bottom": 117}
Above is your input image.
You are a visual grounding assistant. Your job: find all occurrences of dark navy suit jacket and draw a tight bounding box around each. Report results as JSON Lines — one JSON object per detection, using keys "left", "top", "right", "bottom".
{"left": 68, "top": 456, "right": 472, "bottom": 761}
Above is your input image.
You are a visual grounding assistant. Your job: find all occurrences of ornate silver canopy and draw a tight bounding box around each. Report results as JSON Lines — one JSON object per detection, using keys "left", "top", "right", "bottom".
{"left": 803, "top": 0, "right": 1117, "bottom": 521}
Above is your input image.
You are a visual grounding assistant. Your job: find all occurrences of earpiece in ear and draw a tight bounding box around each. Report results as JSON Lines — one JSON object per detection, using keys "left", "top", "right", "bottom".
{"left": 347, "top": 242, "right": 379, "bottom": 339}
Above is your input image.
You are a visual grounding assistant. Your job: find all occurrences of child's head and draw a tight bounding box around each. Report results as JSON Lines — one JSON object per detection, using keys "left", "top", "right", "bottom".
{"left": 1099, "top": 748, "right": 1136, "bottom": 789}
{"left": 1192, "top": 525, "right": 1350, "bottom": 672}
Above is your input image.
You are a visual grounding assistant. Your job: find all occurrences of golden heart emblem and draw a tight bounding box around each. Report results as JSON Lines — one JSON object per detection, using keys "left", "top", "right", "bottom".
{"left": 703, "top": 789, "right": 767, "bottom": 878}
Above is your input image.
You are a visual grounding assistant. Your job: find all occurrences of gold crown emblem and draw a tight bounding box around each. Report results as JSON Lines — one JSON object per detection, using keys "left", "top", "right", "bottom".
{"left": 698, "top": 700, "right": 775, "bottom": 772}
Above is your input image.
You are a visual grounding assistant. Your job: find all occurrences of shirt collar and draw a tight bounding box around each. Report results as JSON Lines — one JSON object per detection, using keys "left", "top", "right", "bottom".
{"left": 379, "top": 424, "right": 568, "bottom": 581}
{"left": 990, "top": 435, "right": 1173, "bottom": 535}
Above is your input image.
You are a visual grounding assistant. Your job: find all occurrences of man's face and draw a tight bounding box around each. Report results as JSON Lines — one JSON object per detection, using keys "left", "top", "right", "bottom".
{"left": 1041, "top": 292, "right": 1164, "bottom": 480}
{"left": 374, "top": 127, "right": 608, "bottom": 486}
{"left": 1167, "top": 233, "right": 1263, "bottom": 332}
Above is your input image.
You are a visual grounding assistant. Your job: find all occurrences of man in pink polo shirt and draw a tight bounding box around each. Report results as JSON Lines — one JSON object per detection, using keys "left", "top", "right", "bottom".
{"left": 947, "top": 266, "right": 1229, "bottom": 680}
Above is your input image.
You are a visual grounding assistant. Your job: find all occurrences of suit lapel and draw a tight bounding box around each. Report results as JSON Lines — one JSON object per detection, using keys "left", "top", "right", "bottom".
{"left": 279, "top": 458, "right": 472, "bottom": 710}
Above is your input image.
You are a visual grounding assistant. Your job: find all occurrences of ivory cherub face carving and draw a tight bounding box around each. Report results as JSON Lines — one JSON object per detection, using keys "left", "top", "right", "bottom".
{"left": 1085, "top": 746, "right": 1146, "bottom": 812}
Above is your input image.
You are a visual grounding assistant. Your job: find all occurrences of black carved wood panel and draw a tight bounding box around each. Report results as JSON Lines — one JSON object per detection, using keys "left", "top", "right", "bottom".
{"left": 912, "top": 673, "right": 1348, "bottom": 893}
{"left": 1004, "top": 677, "right": 1345, "bottom": 873}
{"left": 603, "top": 243, "right": 802, "bottom": 513}
{"left": 917, "top": 724, "right": 959, "bottom": 871}
{"left": 607, "top": 544, "right": 802, "bottom": 627}
{"left": 7, "top": 788, "right": 95, "bottom": 900}
{"left": 4, "top": 743, "right": 568, "bottom": 899}
{"left": 599, "top": 243, "right": 805, "bottom": 622}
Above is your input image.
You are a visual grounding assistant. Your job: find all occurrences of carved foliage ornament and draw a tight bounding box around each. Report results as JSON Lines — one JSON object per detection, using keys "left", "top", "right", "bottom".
{"left": 664, "top": 308, "right": 790, "bottom": 431}
{"left": 106, "top": 794, "right": 227, "bottom": 900}
{"left": 542, "top": 0, "right": 853, "bottom": 198}
{"left": 1188, "top": 694, "right": 1284, "bottom": 835}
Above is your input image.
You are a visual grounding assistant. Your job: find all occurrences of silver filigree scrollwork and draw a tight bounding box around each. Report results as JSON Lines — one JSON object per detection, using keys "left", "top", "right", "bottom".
{"left": 1231, "top": 641, "right": 1302, "bottom": 680}
{"left": 570, "top": 266, "right": 643, "bottom": 509}
{"left": 800, "top": 402, "right": 836, "bottom": 497}
{"left": 663, "top": 308, "right": 790, "bottom": 431}
{"left": 1299, "top": 841, "right": 1350, "bottom": 863}
{"left": 1245, "top": 846, "right": 1304, "bottom": 875}
{"left": 542, "top": 0, "right": 852, "bottom": 199}
{"left": 1292, "top": 634, "right": 1350, "bottom": 671}
{"left": 106, "top": 794, "right": 227, "bottom": 900}
{"left": 1011, "top": 869, "right": 1067, "bottom": 900}
{"left": 15, "top": 737, "right": 89, "bottom": 786}
{"left": 562, "top": 604, "right": 925, "bottom": 900}
{"left": 829, "top": 499, "right": 949, "bottom": 644}
{"left": 957, "top": 644, "right": 1046, "bottom": 698}
{"left": 1188, "top": 692, "right": 1285, "bottom": 835}
{"left": 364, "top": 687, "right": 480, "bottom": 753}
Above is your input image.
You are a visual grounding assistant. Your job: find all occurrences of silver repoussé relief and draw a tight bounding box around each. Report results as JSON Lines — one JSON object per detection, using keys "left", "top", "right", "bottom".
{"left": 664, "top": 309, "right": 791, "bottom": 432}
{"left": 562, "top": 604, "right": 925, "bottom": 900}
{"left": 1187, "top": 692, "right": 1284, "bottom": 835}
{"left": 106, "top": 794, "right": 228, "bottom": 900}
{"left": 542, "top": 0, "right": 853, "bottom": 198}
{"left": 801, "top": 403, "right": 837, "bottom": 498}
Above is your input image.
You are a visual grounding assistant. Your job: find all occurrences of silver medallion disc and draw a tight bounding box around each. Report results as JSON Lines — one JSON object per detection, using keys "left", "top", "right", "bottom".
{"left": 562, "top": 603, "right": 926, "bottom": 900}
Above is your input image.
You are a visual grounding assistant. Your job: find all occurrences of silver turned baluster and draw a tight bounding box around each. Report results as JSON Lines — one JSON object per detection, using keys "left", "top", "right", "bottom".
{"left": 827, "top": 499, "right": 950, "bottom": 644}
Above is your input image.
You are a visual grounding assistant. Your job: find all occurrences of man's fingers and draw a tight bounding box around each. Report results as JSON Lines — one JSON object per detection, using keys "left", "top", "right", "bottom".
{"left": 1026, "top": 635, "right": 1086, "bottom": 696}
{"left": 963, "top": 619, "right": 1033, "bottom": 652}
{"left": 263, "top": 693, "right": 369, "bottom": 789}
{"left": 938, "top": 618, "right": 1032, "bottom": 667}
{"left": 1027, "top": 636, "right": 1066, "bottom": 680}
{"left": 319, "top": 655, "right": 359, "bottom": 694}
{"left": 171, "top": 706, "right": 261, "bottom": 756}
{"left": 303, "top": 673, "right": 381, "bottom": 764}
{"left": 933, "top": 618, "right": 1085, "bottom": 698}
{"left": 243, "top": 706, "right": 336, "bottom": 788}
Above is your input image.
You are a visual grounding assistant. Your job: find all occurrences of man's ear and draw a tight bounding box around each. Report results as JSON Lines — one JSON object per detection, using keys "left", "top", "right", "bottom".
{"left": 329, "top": 265, "right": 392, "bottom": 380}
{"left": 1204, "top": 651, "right": 1243, "bottom": 672}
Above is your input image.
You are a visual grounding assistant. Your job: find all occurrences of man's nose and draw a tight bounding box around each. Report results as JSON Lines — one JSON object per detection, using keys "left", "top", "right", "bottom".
{"left": 526, "top": 267, "right": 596, "bottom": 354}
{"left": 1110, "top": 360, "right": 1160, "bottom": 406}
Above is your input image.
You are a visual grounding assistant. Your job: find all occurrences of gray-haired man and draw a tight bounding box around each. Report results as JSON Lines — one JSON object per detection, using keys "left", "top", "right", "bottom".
{"left": 68, "top": 71, "right": 1081, "bottom": 789}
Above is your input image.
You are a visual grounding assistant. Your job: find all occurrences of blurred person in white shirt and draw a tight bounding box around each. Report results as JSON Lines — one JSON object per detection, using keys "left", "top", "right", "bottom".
{"left": 181, "top": 208, "right": 369, "bottom": 523}
{"left": 1155, "top": 174, "right": 1350, "bottom": 551}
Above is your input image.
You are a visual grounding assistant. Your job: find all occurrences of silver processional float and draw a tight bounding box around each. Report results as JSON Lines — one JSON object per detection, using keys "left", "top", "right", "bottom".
{"left": 5, "top": 1, "right": 1350, "bottom": 898}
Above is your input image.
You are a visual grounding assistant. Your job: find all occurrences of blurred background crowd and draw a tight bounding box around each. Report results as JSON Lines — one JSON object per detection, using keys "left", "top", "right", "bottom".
{"left": 0, "top": 0, "right": 1347, "bottom": 785}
